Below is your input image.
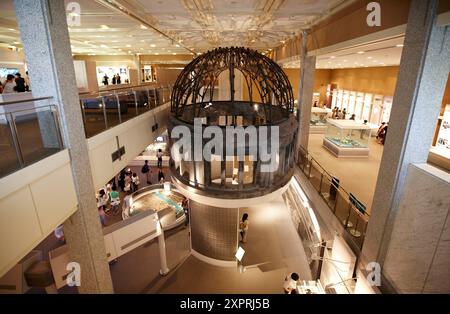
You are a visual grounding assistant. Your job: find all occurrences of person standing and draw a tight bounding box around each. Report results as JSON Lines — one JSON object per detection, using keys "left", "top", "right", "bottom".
{"left": 24, "top": 71, "right": 31, "bottom": 91}
{"left": 131, "top": 172, "right": 140, "bottom": 192}
{"left": 2, "top": 74, "right": 16, "bottom": 94}
{"left": 116, "top": 74, "right": 121, "bottom": 84}
{"left": 118, "top": 170, "right": 126, "bottom": 192}
{"left": 102, "top": 74, "right": 109, "bottom": 86}
{"left": 239, "top": 213, "right": 249, "bottom": 243}
{"left": 283, "top": 273, "right": 300, "bottom": 294}
{"left": 109, "top": 186, "right": 121, "bottom": 215}
{"left": 124, "top": 170, "right": 132, "bottom": 193}
{"left": 158, "top": 169, "right": 165, "bottom": 183}
{"left": 14, "top": 73, "right": 26, "bottom": 92}
{"left": 141, "top": 160, "right": 151, "bottom": 185}
{"left": 182, "top": 197, "right": 190, "bottom": 228}
{"left": 156, "top": 149, "right": 163, "bottom": 168}
{"left": 342, "top": 108, "right": 347, "bottom": 119}
{"left": 112, "top": 74, "right": 117, "bottom": 85}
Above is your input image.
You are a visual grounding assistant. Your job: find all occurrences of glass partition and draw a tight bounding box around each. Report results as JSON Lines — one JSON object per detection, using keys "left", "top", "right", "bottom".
{"left": 0, "top": 100, "right": 64, "bottom": 178}
{"left": 297, "top": 147, "right": 370, "bottom": 250}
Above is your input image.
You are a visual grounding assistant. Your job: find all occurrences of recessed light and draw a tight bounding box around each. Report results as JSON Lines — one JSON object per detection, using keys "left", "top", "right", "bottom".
{"left": 396, "top": 44, "right": 404, "bottom": 47}
{"left": 357, "top": 51, "right": 365, "bottom": 54}
{"left": 140, "top": 39, "right": 145, "bottom": 42}
{"left": 140, "top": 25, "right": 148, "bottom": 29}
{"left": 100, "top": 25, "right": 109, "bottom": 29}
{"left": 100, "top": 44, "right": 108, "bottom": 48}
{"left": 126, "top": 44, "right": 131, "bottom": 47}
{"left": 150, "top": 44, "right": 156, "bottom": 47}
{"left": 8, "top": 28, "right": 15, "bottom": 31}
{"left": 172, "top": 52, "right": 176, "bottom": 55}
{"left": 367, "top": 56, "right": 373, "bottom": 59}
{"left": 155, "top": 52, "right": 159, "bottom": 55}
{"left": 175, "top": 44, "right": 180, "bottom": 47}
{"left": 330, "top": 56, "right": 336, "bottom": 59}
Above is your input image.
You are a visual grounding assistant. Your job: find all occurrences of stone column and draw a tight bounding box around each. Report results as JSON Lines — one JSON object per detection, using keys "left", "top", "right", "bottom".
{"left": 296, "top": 32, "right": 316, "bottom": 151}
{"left": 361, "top": 0, "right": 450, "bottom": 281}
{"left": 134, "top": 54, "right": 142, "bottom": 83}
{"left": 13, "top": 0, "right": 114, "bottom": 293}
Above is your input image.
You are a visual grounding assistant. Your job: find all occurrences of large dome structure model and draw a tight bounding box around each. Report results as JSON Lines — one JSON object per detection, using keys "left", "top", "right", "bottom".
{"left": 168, "top": 47, "right": 298, "bottom": 265}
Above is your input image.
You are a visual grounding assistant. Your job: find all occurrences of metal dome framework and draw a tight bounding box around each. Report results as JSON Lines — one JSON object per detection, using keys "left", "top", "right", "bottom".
{"left": 171, "top": 47, "right": 294, "bottom": 125}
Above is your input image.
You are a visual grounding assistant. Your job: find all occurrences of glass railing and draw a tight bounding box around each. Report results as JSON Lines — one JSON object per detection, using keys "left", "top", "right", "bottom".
{"left": 0, "top": 97, "right": 64, "bottom": 178}
{"left": 297, "top": 147, "right": 370, "bottom": 250}
{"left": 80, "top": 84, "right": 172, "bottom": 138}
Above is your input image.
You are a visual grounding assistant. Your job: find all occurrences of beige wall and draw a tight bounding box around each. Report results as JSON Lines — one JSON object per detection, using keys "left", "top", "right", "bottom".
{"left": 155, "top": 67, "right": 182, "bottom": 85}
{"left": 0, "top": 48, "right": 26, "bottom": 78}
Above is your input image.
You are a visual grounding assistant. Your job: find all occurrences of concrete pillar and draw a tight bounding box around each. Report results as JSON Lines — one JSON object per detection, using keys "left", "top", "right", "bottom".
{"left": 13, "top": 0, "right": 114, "bottom": 293}
{"left": 296, "top": 32, "right": 316, "bottom": 151}
{"left": 134, "top": 54, "right": 142, "bottom": 83}
{"left": 157, "top": 227, "right": 170, "bottom": 276}
{"left": 361, "top": 0, "right": 450, "bottom": 286}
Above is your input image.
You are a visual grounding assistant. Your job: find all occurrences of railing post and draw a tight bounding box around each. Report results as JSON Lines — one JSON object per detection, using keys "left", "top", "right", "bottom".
{"left": 50, "top": 105, "right": 64, "bottom": 150}
{"left": 115, "top": 94, "right": 122, "bottom": 123}
{"left": 7, "top": 112, "right": 25, "bottom": 167}
{"left": 133, "top": 90, "right": 138, "bottom": 116}
{"left": 102, "top": 97, "right": 108, "bottom": 129}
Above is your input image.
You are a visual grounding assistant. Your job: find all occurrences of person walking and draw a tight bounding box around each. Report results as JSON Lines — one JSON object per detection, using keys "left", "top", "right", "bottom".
{"left": 124, "top": 170, "right": 132, "bottom": 193}
{"left": 156, "top": 149, "right": 163, "bottom": 168}
{"left": 131, "top": 172, "right": 140, "bottom": 192}
{"left": 141, "top": 160, "right": 151, "bottom": 185}
{"left": 283, "top": 273, "right": 300, "bottom": 294}
{"left": 239, "top": 213, "right": 249, "bottom": 243}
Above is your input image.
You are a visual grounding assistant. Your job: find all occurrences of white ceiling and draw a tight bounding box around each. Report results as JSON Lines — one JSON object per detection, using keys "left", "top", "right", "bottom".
{"left": 281, "top": 36, "right": 405, "bottom": 69}
{"left": 0, "top": 0, "right": 347, "bottom": 56}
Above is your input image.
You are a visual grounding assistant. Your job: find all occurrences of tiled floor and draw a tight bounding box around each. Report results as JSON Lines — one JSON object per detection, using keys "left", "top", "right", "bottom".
{"left": 110, "top": 195, "right": 312, "bottom": 294}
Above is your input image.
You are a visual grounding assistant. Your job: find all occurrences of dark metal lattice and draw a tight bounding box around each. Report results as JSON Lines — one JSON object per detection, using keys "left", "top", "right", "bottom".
{"left": 171, "top": 47, "right": 294, "bottom": 125}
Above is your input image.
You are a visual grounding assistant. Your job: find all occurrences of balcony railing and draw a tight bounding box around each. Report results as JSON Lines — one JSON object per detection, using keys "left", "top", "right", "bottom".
{"left": 0, "top": 97, "right": 64, "bottom": 178}
{"left": 80, "top": 85, "right": 172, "bottom": 138}
{"left": 297, "top": 147, "right": 370, "bottom": 250}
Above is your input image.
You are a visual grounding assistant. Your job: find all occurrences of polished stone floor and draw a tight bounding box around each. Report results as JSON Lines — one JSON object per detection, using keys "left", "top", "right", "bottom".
{"left": 307, "top": 134, "right": 385, "bottom": 214}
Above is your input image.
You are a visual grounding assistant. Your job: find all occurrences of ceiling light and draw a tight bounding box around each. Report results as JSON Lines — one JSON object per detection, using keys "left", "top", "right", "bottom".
{"left": 100, "top": 44, "right": 108, "bottom": 48}
{"left": 280, "top": 40, "right": 286, "bottom": 44}
{"left": 396, "top": 44, "right": 404, "bottom": 47}
{"left": 100, "top": 25, "right": 109, "bottom": 29}
{"left": 126, "top": 44, "right": 131, "bottom": 47}
{"left": 330, "top": 56, "right": 335, "bottom": 59}
{"left": 140, "top": 40, "right": 145, "bottom": 42}
{"left": 84, "top": 41, "right": 90, "bottom": 44}
{"left": 140, "top": 25, "right": 148, "bottom": 29}
{"left": 357, "top": 51, "right": 365, "bottom": 54}
{"left": 172, "top": 52, "right": 176, "bottom": 55}
{"left": 150, "top": 44, "right": 156, "bottom": 47}
{"left": 155, "top": 52, "right": 159, "bottom": 55}
{"left": 175, "top": 44, "right": 180, "bottom": 47}
{"left": 367, "top": 56, "right": 373, "bottom": 59}
{"left": 8, "top": 28, "right": 15, "bottom": 31}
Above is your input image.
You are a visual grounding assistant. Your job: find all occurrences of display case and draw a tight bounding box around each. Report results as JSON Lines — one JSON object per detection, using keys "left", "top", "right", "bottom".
{"left": 331, "top": 89, "right": 338, "bottom": 109}
{"left": 348, "top": 91, "right": 356, "bottom": 114}
{"left": 354, "top": 92, "right": 364, "bottom": 119}
{"left": 342, "top": 91, "right": 350, "bottom": 111}
{"left": 310, "top": 107, "right": 332, "bottom": 133}
{"left": 362, "top": 93, "right": 372, "bottom": 121}
{"left": 323, "top": 119, "right": 371, "bottom": 157}
{"left": 429, "top": 104, "right": 450, "bottom": 171}
{"left": 336, "top": 90, "right": 344, "bottom": 109}
{"left": 370, "top": 95, "right": 383, "bottom": 125}
{"left": 381, "top": 96, "right": 393, "bottom": 123}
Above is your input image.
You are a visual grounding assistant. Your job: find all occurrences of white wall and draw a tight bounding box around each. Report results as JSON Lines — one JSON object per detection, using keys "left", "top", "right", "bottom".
{"left": 0, "top": 150, "right": 78, "bottom": 277}
{"left": 87, "top": 103, "right": 170, "bottom": 190}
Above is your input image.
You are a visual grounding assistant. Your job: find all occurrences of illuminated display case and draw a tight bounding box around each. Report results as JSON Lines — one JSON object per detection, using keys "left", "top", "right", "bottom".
{"left": 362, "top": 93, "right": 372, "bottom": 121}
{"left": 331, "top": 89, "right": 338, "bottom": 109}
{"left": 323, "top": 119, "right": 371, "bottom": 157}
{"left": 348, "top": 91, "right": 356, "bottom": 114}
{"left": 354, "top": 92, "right": 364, "bottom": 119}
{"left": 370, "top": 95, "right": 383, "bottom": 125}
{"left": 310, "top": 107, "right": 332, "bottom": 133}
{"left": 381, "top": 96, "right": 393, "bottom": 123}
{"left": 342, "top": 91, "right": 350, "bottom": 111}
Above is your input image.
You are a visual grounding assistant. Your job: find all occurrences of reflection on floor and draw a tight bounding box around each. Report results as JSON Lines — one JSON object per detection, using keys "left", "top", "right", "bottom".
{"left": 308, "top": 134, "right": 384, "bottom": 214}
{"left": 111, "top": 196, "right": 312, "bottom": 294}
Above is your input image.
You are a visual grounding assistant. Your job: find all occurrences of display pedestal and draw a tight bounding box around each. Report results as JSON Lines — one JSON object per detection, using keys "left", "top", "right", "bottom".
{"left": 323, "top": 138, "right": 369, "bottom": 158}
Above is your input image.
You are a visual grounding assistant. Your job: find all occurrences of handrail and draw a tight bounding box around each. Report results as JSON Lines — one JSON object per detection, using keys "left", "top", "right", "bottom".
{"left": 0, "top": 96, "right": 53, "bottom": 106}
{"left": 298, "top": 145, "right": 370, "bottom": 219}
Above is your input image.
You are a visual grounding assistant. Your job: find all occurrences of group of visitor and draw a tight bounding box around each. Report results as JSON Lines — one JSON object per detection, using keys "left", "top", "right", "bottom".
{"left": 97, "top": 183, "right": 121, "bottom": 227}
{"left": 0, "top": 72, "right": 29, "bottom": 94}
{"left": 102, "top": 73, "right": 124, "bottom": 86}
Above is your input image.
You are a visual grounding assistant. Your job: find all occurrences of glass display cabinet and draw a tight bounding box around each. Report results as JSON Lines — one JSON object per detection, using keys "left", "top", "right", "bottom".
{"left": 381, "top": 96, "right": 393, "bottom": 123}
{"left": 323, "top": 119, "right": 371, "bottom": 157}
{"left": 362, "top": 93, "right": 372, "bottom": 121}
{"left": 348, "top": 91, "right": 356, "bottom": 114}
{"left": 342, "top": 91, "right": 350, "bottom": 111}
{"left": 354, "top": 92, "right": 364, "bottom": 119}
{"left": 331, "top": 89, "right": 338, "bottom": 109}
{"left": 310, "top": 107, "right": 332, "bottom": 133}
{"left": 370, "top": 95, "right": 383, "bottom": 125}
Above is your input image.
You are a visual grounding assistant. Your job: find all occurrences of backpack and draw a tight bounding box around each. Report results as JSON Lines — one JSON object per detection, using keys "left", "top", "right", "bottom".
{"left": 141, "top": 164, "right": 149, "bottom": 174}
